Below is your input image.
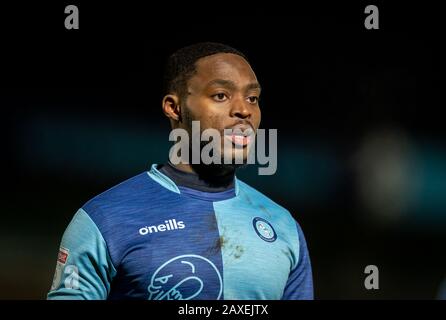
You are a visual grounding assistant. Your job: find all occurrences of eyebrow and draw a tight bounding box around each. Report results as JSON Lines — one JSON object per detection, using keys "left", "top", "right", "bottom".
{"left": 206, "top": 79, "right": 262, "bottom": 92}
{"left": 245, "top": 82, "right": 262, "bottom": 92}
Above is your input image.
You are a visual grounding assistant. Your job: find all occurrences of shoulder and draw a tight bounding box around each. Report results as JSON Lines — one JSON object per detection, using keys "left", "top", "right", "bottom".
{"left": 236, "top": 178, "right": 296, "bottom": 225}
{"left": 80, "top": 171, "right": 166, "bottom": 223}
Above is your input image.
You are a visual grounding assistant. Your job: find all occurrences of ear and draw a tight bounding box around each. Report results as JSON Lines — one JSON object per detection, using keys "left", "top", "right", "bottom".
{"left": 162, "top": 94, "right": 181, "bottom": 122}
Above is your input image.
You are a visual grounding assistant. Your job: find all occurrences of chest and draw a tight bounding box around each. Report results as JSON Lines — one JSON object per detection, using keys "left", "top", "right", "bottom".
{"left": 108, "top": 201, "right": 294, "bottom": 300}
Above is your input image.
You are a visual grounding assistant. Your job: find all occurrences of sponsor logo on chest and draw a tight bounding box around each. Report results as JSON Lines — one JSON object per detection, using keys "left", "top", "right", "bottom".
{"left": 139, "top": 219, "right": 185, "bottom": 235}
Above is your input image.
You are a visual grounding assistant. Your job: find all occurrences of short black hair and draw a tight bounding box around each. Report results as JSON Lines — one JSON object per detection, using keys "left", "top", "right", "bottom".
{"left": 163, "top": 42, "right": 248, "bottom": 98}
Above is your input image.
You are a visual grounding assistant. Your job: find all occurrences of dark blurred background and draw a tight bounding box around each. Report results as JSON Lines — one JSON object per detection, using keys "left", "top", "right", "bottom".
{"left": 1, "top": 2, "right": 445, "bottom": 299}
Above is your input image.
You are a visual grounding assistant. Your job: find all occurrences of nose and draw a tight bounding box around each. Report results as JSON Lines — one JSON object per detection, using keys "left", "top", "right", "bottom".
{"left": 229, "top": 96, "right": 251, "bottom": 119}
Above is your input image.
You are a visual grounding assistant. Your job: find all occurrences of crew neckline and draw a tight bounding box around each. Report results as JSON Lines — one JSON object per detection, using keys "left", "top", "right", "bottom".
{"left": 147, "top": 164, "right": 239, "bottom": 201}
{"left": 159, "top": 162, "right": 235, "bottom": 193}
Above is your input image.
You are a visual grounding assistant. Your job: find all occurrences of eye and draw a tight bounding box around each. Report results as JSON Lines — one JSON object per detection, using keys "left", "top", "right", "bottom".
{"left": 212, "top": 93, "right": 228, "bottom": 102}
{"left": 156, "top": 274, "right": 173, "bottom": 284}
{"left": 247, "top": 96, "right": 259, "bottom": 104}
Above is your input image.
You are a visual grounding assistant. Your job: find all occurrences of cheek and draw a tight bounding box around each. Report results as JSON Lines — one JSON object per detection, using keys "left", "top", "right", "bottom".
{"left": 208, "top": 114, "right": 225, "bottom": 129}
{"left": 198, "top": 115, "right": 215, "bottom": 127}
{"left": 253, "top": 108, "right": 261, "bottom": 128}
{"left": 199, "top": 106, "right": 227, "bottom": 132}
{"left": 187, "top": 98, "right": 221, "bottom": 126}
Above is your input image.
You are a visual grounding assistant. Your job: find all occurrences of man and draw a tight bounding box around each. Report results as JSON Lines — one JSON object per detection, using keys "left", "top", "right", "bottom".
{"left": 47, "top": 42, "right": 313, "bottom": 300}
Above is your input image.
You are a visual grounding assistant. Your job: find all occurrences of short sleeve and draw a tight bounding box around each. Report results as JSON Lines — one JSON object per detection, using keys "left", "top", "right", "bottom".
{"left": 47, "top": 209, "right": 117, "bottom": 300}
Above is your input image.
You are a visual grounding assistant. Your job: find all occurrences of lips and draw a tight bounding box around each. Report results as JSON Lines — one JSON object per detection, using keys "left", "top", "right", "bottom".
{"left": 224, "top": 124, "right": 254, "bottom": 147}
{"left": 229, "top": 134, "right": 251, "bottom": 146}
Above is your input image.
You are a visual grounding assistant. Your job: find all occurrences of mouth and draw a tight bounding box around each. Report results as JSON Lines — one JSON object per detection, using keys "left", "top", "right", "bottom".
{"left": 226, "top": 134, "right": 251, "bottom": 147}
{"left": 224, "top": 124, "right": 254, "bottom": 147}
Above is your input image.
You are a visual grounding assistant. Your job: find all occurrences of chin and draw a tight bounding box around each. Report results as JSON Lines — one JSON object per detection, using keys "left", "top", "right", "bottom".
{"left": 209, "top": 162, "right": 246, "bottom": 171}
{"left": 222, "top": 149, "right": 250, "bottom": 164}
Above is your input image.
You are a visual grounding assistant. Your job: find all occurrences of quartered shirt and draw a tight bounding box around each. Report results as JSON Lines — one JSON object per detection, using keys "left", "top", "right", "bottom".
{"left": 47, "top": 164, "right": 313, "bottom": 300}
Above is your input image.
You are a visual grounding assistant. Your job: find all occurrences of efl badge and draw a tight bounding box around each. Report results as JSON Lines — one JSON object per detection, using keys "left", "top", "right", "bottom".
{"left": 50, "top": 247, "right": 69, "bottom": 291}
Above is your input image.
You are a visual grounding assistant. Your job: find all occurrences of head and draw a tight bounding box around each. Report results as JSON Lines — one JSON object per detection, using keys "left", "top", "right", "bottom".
{"left": 162, "top": 42, "right": 261, "bottom": 172}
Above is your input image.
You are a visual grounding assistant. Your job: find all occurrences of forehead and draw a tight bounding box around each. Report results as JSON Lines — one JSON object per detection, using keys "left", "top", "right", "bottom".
{"left": 190, "top": 53, "right": 258, "bottom": 87}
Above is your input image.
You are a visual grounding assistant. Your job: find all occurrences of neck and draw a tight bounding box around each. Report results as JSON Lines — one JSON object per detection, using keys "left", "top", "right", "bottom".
{"left": 160, "top": 162, "right": 237, "bottom": 192}
{"left": 176, "top": 163, "right": 235, "bottom": 178}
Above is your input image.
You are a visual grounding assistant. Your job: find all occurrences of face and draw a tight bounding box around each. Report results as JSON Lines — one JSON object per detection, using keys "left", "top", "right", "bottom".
{"left": 179, "top": 53, "right": 262, "bottom": 164}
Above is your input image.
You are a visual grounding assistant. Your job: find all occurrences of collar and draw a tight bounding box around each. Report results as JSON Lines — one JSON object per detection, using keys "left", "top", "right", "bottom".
{"left": 147, "top": 164, "right": 240, "bottom": 201}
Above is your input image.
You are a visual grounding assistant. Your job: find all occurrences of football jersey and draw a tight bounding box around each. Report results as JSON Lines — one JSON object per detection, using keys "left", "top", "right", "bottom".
{"left": 47, "top": 164, "right": 313, "bottom": 300}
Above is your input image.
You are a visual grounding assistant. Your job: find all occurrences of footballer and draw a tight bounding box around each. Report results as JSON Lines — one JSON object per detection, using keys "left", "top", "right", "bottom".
{"left": 47, "top": 42, "right": 314, "bottom": 300}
